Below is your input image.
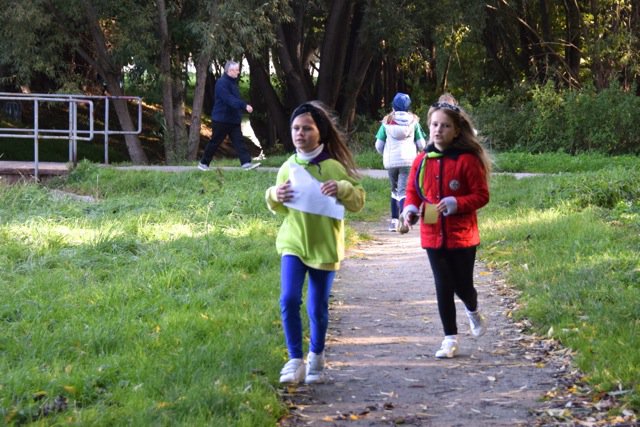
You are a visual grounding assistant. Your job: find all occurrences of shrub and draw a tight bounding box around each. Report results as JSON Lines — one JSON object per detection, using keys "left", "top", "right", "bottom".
{"left": 475, "top": 83, "right": 640, "bottom": 154}
{"left": 547, "top": 166, "right": 640, "bottom": 209}
{"left": 474, "top": 88, "right": 532, "bottom": 152}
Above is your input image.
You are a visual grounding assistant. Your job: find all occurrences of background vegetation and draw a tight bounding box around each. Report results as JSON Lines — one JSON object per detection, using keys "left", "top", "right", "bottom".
{"left": 2, "top": 0, "right": 640, "bottom": 163}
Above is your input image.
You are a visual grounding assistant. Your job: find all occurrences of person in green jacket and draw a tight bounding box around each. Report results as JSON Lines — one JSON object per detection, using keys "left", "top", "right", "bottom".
{"left": 266, "top": 101, "right": 365, "bottom": 384}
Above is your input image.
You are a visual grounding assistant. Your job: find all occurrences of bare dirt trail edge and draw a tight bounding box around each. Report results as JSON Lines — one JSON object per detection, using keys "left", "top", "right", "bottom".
{"left": 281, "top": 218, "right": 561, "bottom": 427}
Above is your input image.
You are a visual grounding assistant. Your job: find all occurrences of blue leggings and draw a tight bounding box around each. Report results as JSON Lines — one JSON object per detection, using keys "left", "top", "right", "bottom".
{"left": 280, "top": 255, "right": 336, "bottom": 359}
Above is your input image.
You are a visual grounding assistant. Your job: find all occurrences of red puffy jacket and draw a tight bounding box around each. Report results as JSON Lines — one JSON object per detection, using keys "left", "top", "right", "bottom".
{"left": 405, "top": 149, "right": 489, "bottom": 249}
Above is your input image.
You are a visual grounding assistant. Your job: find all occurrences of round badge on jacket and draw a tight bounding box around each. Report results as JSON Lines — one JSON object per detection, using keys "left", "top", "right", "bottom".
{"left": 449, "top": 179, "right": 460, "bottom": 191}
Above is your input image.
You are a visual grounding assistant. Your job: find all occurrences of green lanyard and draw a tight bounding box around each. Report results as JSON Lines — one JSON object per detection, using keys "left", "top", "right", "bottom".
{"left": 416, "top": 151, "right": 443, "bottom": 202}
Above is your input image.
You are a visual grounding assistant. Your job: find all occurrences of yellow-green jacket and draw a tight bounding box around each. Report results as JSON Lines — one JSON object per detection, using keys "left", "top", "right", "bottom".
{"left": 265, "top": 155, "right": 365, "bottom": 270}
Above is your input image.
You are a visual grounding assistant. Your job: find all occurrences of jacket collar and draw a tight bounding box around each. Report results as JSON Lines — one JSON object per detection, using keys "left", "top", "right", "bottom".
{"left": 425, "top": 144, "right": 465, "bottom": 159}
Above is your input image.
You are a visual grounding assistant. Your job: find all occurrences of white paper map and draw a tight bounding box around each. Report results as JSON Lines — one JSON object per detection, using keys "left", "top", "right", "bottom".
{"left": 283, "top": 161, "right": 345, "bottom": 220}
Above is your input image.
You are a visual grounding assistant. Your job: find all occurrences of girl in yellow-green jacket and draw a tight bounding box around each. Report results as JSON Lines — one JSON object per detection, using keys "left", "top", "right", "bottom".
{"left": 266, "top": 101, "right": 365, "bottom": 385}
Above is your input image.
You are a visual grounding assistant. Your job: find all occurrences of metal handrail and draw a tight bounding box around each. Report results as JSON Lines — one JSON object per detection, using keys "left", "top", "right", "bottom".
{"left": 0, "top": 92, "right": 143, "bottom": 166}
{"left": 0, "top": 94, "right": 95, "bottom": 180}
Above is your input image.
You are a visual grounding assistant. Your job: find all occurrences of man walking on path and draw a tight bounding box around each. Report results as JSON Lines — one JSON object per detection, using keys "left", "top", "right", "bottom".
{"left": 280, "top": 218, "right": 565, "bottom": 426}
{"left": 198, "top": 60, "right": 261, "bottom": 171}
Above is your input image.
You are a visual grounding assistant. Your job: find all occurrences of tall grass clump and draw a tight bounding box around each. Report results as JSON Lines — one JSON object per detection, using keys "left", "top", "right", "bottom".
{"left": 494, "top": 152, "right": 640, "bottom": 173}
{"left": 0, "top": 161, "right": 388, "bottom": 425}
{"left": 480, "top": 163, "right": 640, "bottom": 409}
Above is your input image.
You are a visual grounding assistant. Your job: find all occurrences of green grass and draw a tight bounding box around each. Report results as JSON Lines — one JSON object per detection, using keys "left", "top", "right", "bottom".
{"left": 480, "top": 165, "right": 640, "bottom": 409}
{"left": 0, "top": 161, "right": 388, "bottom": 425}
{"left": 493, "top": 151, "right": 639, "bottom": 173}
{"left": 2, "top": 152, "right": 639, "bottom": 425}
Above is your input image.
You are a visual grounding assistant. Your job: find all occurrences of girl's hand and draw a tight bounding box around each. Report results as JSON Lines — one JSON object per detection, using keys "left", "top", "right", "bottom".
{"left": 397, "top": 213, "right": 411, "bottom": 234}
{"left": 437, "top": 196, "right": 457, "bottom": 216}
{"left": 320, "top": 180, "right": 338, "bottom": 197}
{"left": 405, "top": 212, "right": 417, "bottom": 225}
{"left": 276, "top": 180, "right": 294, "bottom": 202}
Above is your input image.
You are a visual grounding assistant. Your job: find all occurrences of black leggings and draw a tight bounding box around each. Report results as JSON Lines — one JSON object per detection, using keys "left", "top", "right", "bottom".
{"left": 426, "top": 247, "right": 478, "bottom": 336}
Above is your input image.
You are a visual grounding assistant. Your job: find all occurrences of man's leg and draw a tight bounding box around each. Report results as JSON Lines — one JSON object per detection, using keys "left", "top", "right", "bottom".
{"left": 227, "top": 124, "right": 252, "bottom": 165}
{"left": 200, "top": 122, "right": 232, "bottom": 166}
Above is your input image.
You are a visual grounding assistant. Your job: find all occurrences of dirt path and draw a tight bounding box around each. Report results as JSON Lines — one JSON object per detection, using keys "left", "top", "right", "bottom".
{"left": 280, "top": 218, "right": 565, "bottom": 427}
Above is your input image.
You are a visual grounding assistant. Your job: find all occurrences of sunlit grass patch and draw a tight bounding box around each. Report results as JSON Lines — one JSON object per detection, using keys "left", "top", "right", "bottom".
{"left": 0, "top": 161, "right": 390, "bottom": 425}
{"left": 480, "top": 169, "right": 640, "bottom": 407}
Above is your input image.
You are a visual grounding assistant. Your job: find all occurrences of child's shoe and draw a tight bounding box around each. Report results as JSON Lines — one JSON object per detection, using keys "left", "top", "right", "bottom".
{"left": 465, "top": 308, "right": 487, "bottom": 337}
{"left": 388, "top": 218, "right": 398, "bottom": 232}
{"left": 304, "top": 351, "right": 325, "bottom": 384}
{"left": 279, "top": 358, "right": 305, "bottom": 384}
{"left": 435, "top": 337, "right": 458, "bottom": 358}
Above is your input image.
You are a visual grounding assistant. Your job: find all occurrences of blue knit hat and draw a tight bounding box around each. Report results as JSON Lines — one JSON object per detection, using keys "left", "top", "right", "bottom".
{"left": 392, "top": 92, "right": 411, "bottom": 112}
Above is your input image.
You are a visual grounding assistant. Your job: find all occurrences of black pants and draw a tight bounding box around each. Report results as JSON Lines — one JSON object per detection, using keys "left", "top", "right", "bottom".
{"left": 426, "top": 246, "right": 478, "bottom": 336}
{"left": 200, "top": 121, "right": 251, "bottom": 166}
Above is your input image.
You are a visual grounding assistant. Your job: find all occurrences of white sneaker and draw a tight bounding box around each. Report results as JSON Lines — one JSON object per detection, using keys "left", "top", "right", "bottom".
{"left": 197, "top": 162, "right": 209, "bottom": 171}
{"left": 241, "top": 162, "right": 261, "bottom": 170}
{"left": 388, "top": 218, "right": 398, "bottom": 232}
{"left": 279, "top": 358, "right": 305, "bottom": 384}
{"left": 466, "top": 308, "right": 487, "bottom": 337}
{"left": 435, "top": 337, "right": 458, "bottom": 358}
{"left": 305, "top": 352, "right": 325, "bottom": 384}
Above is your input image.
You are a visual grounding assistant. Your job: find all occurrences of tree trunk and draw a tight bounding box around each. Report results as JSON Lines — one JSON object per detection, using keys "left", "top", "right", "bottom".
{"left": 247, "top": 53, "right": 292, "bottom": 151}
{"left": 440, "top": 55, "right": 452, "bottom": 93}
{"left": 188, "top": 51, "right": 212, "bottom": 160}
{"left": 482, "top": 5, "right": 514, "bottom": 87}
{"left": 516, "top": 0, "right": 534, "bottom": 79}
{"left": 317, "top": 0, "right": 356, "bottom": 108}
{"left": 563, "top": 0, "right": 582, "bottom": 87}
{"left": 105, "top": 74, "right": 149, "bottom": 165}
{"left": 539, "top": 0, "right": 552, "bottom": 81}
{"left": 157, "top": 0, "right": 188, "bottom": 163}
{"left": 275, "top": 2, "right": 314, "bottom": 107}
{"left": 589, "top": 0, "right": 608, "bottom": 90}
{"left": 336, "top": 2, "right": 374, "bottom": 130}
{"left": 170, "top": 76, "right": 189, "bottom": 162}
{"left": 80, "top": 0, "right": 148, "bottom": 164}
{"left": 628, "top": 0, "right": 640, "bottom": 92}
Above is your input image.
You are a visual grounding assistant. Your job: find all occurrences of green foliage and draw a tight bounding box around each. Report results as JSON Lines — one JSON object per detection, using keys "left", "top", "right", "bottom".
{"left": 0, "top": 2, "right": 71, "bottom": 86}
{"left": 475, "top": 83, "right": 640, "bottom": 154}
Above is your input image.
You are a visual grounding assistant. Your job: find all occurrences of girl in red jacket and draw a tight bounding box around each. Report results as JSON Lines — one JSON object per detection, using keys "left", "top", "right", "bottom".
{"left": 401, "top": 101, "right": 492, "bottom": 358}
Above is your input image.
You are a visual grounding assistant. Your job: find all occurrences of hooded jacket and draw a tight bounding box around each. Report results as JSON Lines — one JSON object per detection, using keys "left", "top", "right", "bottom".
{"left": 404, "top": 146, "right": 489, "bottom": 249}
{"left": 375, "top": 111, "right": 426, "bottom": 169}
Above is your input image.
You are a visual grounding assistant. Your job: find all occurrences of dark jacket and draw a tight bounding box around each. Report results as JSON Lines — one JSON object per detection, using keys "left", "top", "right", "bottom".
{"left": 405, "top": 147, "right": 489, "bottom": 249}
{"left": 211, "top": 73, "right": 247, "bottom": 124}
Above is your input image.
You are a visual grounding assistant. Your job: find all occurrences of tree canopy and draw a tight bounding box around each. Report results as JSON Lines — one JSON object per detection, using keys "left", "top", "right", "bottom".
{"left": 1, "top": 0, "right": 639, "bottom": 161}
